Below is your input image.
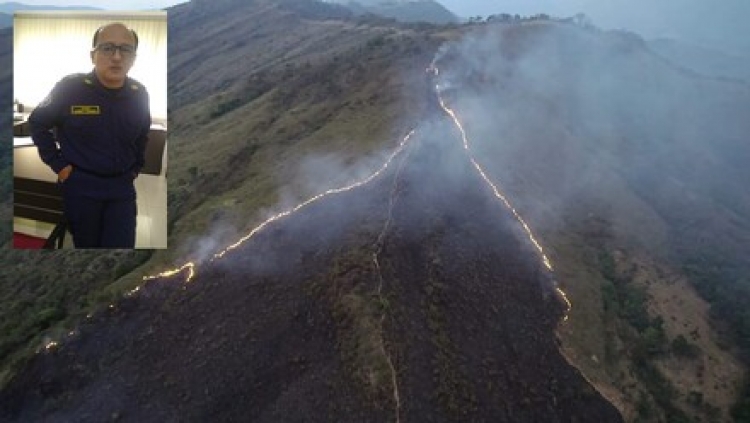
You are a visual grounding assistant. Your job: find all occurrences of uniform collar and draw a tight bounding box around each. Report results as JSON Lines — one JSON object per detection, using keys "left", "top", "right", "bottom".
{"left": 88, "top": 70, "right": 131, "bottom": 96}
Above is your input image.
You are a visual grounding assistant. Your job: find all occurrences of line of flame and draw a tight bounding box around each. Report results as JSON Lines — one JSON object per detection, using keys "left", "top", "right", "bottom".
{"left": 434, "top": 74, "right": 572, "bottom": 318}
{"left": 212, "top": 130, "right": 415, "bottom": 260}
{"left": 143, "top": 130, "right": 416, "bottom": 283}
{"left": 438, "top": 92, "right": 553, "bottom": 271}
{"left": 143, "top": 262, "right": 196, "bottom": 283}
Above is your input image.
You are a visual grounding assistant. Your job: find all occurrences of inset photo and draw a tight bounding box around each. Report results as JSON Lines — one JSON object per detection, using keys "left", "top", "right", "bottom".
{"left": 12, "top": 10, "right": 167, "bottom": 249}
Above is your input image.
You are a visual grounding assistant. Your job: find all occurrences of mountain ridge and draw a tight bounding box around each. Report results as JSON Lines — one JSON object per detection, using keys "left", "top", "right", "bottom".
{"left": 0, "top": 2, "right": 100, "bottom": 17}
{"left": 333, "top": 0, "right": 458, "bottom": 24}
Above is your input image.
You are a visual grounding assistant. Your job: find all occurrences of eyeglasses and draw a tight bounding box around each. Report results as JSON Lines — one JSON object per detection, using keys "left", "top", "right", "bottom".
{"left": 94, "top": 43, "right": 136, "bottom": 58}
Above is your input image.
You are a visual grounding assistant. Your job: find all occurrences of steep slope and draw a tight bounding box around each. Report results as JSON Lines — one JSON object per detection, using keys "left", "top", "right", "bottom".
{"left": 3, "top": 3, "right": 747, "bottom": 422}
{"left": 0, "top": 0, "right": 441, "bottom": 387}
{"left": 434, "top": 21, "right": 750, "bottom": 421}
{"left": 161, "top": 0, "right": 442, "bottom": 257}
{"left": 0, "top": 116, "right": 621, "bottom": 421}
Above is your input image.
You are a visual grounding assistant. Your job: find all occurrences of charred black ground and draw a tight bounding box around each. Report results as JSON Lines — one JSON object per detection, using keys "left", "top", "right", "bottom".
{"left": 0, "top": 109, "right": 622, "bottom": 421}
{"left": 2, "top": 0, "right": 750, "bottom": 420}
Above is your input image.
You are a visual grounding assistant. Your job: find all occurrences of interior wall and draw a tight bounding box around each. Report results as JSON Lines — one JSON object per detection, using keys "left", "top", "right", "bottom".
{"left": 13, "top": 10, "right": 167, "bottom": 122}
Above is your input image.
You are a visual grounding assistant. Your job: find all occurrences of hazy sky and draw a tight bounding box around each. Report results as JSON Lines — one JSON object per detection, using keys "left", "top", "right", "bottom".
{"left": 8, "top": 0, "right": 750, "bottom": 54}
{"left": 442, "top": 0, "right": 750, "bottom": 54}
{"left": 5, "top": 0, "right": 181, "bottom": 9}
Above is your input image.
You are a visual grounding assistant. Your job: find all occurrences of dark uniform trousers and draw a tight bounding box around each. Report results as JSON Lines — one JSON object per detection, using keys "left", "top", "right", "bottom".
{"left": 61, "top": 168, "right": 137, "bottom": 248}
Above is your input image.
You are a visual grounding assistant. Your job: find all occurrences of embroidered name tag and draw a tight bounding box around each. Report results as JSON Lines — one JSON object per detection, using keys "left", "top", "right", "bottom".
{"left": 71, "top": 105, "right": 101, "bottom": 115}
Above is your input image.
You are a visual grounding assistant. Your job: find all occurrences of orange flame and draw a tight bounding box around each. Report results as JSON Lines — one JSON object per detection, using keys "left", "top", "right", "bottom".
{"left": 434, "top": 73, "right": 571, "bottom": 320}
{"left": 143, "top": 131, "right": 416, "bottom": 282}
{"left": 143, "top": 262, "right": 196, "bottom": 283}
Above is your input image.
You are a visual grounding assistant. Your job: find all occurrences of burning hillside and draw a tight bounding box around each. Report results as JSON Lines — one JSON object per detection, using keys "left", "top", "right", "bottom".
{"left": 0, "top": 75, "right": 621, "bottom": 420}
{"left": 3, "top": 1, "right": 747, "bottom": 421}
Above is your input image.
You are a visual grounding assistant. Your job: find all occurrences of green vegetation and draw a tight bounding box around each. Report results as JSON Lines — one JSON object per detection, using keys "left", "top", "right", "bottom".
{"left": 159, "top": 29, "right": 438, "bottom": 264}
{"left": 0, "top": 249, "right": 153, "bottom": 387}
{"left": 322, "top": 244, "right": 394, "bottom": 404}
{"left": 732, "top": 381, "right": 750, "bottom": 422}
{"left": 631, "top": 358, "right": 689, "bottom": 423}
{"left": 598, "top": 250, "right": 687, "bottom": 421}
{"left": 599, "top": 251, "right": 667, "bottom": 358}
{"left": 670, "top": 335, "right": 700, "bottom": 359}
{"left": 681, "top": 253, "right": 750, "bottom": 418}
{"left": 600, "top": 248, "right": 735, "bottom": 422}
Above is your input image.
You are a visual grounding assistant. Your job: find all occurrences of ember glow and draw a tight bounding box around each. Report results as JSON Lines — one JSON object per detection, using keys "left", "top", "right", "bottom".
{"left": 143, "top": 262, "right": 196, "bottom": 283}
{"left": 213, "top": 130, "right": 415, "bottom": 261}
{"left": 437, "top": 92, "right": 553, "bottom": 271}
{"left": 141, "top": 60, "right": 570, "bottom": 322}
{"left": 125, "top": 286, "right": 142, "bottom": 297}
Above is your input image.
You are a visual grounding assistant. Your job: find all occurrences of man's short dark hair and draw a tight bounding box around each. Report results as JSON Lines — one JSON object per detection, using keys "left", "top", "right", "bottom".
{"left": 92, "top": 25, "right": 139, "bottom": 50}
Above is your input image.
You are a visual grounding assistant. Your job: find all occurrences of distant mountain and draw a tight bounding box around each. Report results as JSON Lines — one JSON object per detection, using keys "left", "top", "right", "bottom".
{"left": 0, "top": 1, "right": 101, "bottom": 27}
{"left": 649, "top": 37, "right": 750, "bottom": 82}
{"left": 335, "top": 0, "right": 458, "bottom": 24}
{"left": 0, "top": 2, "right": 100, "bottom": 14}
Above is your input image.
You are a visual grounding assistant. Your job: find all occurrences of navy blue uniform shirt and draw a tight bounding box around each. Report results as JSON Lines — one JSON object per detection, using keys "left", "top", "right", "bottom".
{"left": 30, "top": 72, "right": 151, "bottom": 188}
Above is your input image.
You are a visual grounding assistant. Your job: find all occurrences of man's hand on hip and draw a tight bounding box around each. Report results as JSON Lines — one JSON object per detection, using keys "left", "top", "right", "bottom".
{"left": 58, "top": 164, "right": 73, "bottom": 182}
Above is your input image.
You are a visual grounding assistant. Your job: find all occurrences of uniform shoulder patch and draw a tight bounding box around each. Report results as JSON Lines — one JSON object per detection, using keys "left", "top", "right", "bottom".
{"left": 61, "top": 73, "right": 87, "bottom": 82}
{"left": 59, "top": 73, "right": 89, "bottom": 88}
{"left": 126, "top": 77, "right": 148, "bottom": 93}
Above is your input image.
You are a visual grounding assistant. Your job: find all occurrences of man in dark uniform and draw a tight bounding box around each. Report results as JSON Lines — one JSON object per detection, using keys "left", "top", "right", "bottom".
{"left": 30, "top": 22, "right": 150, "bottom": 248}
